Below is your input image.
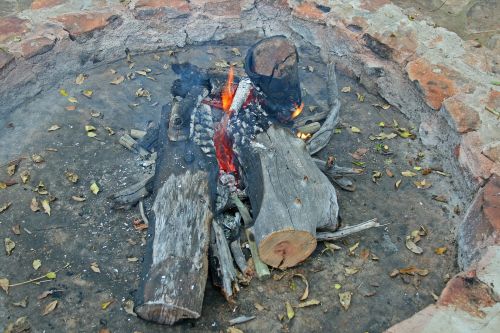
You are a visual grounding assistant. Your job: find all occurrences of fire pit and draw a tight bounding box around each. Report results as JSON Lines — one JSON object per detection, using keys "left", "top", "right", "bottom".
{"left": 1, "top": 1, "right": 498, "bottom": 332}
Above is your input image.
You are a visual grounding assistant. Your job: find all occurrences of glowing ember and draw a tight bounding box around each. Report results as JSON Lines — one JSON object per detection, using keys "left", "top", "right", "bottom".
{"left": 291, "top": 102, "right": 304, "bottom": 119}
{"left": 221, "top": 66, "right": 235, "bottom": 113}
{"left": 296, "top": 131, "right": 311, "bottom": 140}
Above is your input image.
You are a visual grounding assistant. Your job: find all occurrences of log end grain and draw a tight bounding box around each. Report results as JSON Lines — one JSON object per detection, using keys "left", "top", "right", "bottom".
{"left": 258, "top": 229, "right": 317, "bottom": 269}
{"left": 135, "top": 302, "right": 200, "bottom": 325}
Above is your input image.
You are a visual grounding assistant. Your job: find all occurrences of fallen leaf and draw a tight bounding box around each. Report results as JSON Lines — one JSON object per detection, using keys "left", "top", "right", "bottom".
{"left": 356, "top": 92, "right": 365, "bottom": 102}
{"left": 71, "top": 195, "right": 86, "bottom": 202}
{"left": 75, "top": 73, "right": 86, "bottom": 85}
{"left": 45, "top": 272, "right": 56, "bottom": 279}
{"left": 65, "top": 171, "right": 79, "bottom": 183}
{"left": 405, "top": 237, "right": 423, "bottom": 254}
{"left": 296, "top": 299, "right": 320, "bottom": 308}
{"left": 0, "top": 182, "right": 6, "bottom": 189}
{"left": 90, "top": 182, "right": 100, "bottom": 195}
{"left": 435, "top": 247, "right": 447, "bottom": 255}
{"left": 67, "top": 97, "right": 78, "bottom": 103}
{"left": 105, "top": 127, "right": 115, "bottom": 135}
{"left": 87, "top": 132, "right": 97, "bottom": 138}
{"left": 90, "top": 110, "right": 101, "bottom": 117}
{"left": 349, "top": 242, "right": 359, "bottom": 253}
{"left": 7, "top": 164, "right": 16, "bottom": 176}
{"left": 350, "top": 126, "right": 361, "bottom": 133}
{"left": 0, "top": 202, "right": 12, "bottom": 213}
{"left": 339, "top": 292, "right": 352, "bottom": 310}
{"left": 42, "top": 300, "right": 58, "bottom": 316}
{"left": 11, "top": 225, "right": 21, "bottom": 235}
{"left": 398, "top": 266, "right": 429, "bottom": 276}
{"left": 123, "top": 299, "right": 137, "bottom": 316}
{"left": 341, "top": 86, "right": 351, "bottom": 93}
{"left": 397, "top": 128, "right": 416, "bottom": 139}
{"left": 372, "top": 171, "right": 382, "bottom": 183}
{"left": 41, "top": 200, "right": 51, "bottom": 216}
{"left": 82, "top": 90, "right": 93, "bottom": 98}
{"left": 135, "top": 70, "right": 148, "bottom": 76}
{"left": 90, "top": 262, "right": 101, "bottom": 273}
{"left": 395, "top": 179, "right": 402, "bottom": 189}
{"left": 85, "top": 125, "right": 96, "bottom": 132}
{"left": 101, "top": 300, "right": 113, "bottom": 310}
{"left": 369, "top": 132, "right": 397, "bottom": 140}
{"left": 432, "top": 195, "right": 448, "bottom": 203}
{"left": 110, "top": 76, "right": 125, "bottom": 85}
{"left": 0, "top": 278, "right": 9, "bottom": 293}
{"left": 401, "top": 171, "right": 417, "bottom": 177}
{"left": 65, "top": 105, "right": 76, "bottom": 111}
{"left": 360, "top": 248, "right": 370, "bottom": 260}
{"left": 227, "top": 327, "right": 244, "bottom": 333}
{"left": 334, "top": 283, "right": 342, "bottom": 290}
{"left": 5, "top": 238, "right": 15, "bottom": 255}
{"left": 413, "top": 179, "right": 432, "bottom": 189}
{"left": 48, "top": 125, "right": 60, "bottom": 132}
{"left": 135, "top": 88, "right": 151, "bottom": 99}
{"left": 322, "top": 241, "right": 341, "bottom": 255}
{"left": 37, "top": 290, "right": 53, "bottom": 300}
{"left": 127, "top": 257, "right": 139, "bottom": 262}
{"left": 389, "top": 269, "right": 400, "bottom": 277}
{"left": 31, "top": 154, "right": 44, "bottom": 163}
{"left": 20, "top": 170, "right": 30, "bottom": 183}
{"left": 3, "top": 316, "right": 30, "bottom": 333}
{"left": 371, "top": 253, "right": 380, "bottom": 261}
{"left": 12, "top": 296, "right": 28, "bottom": 308}
{"left": 350, "top": 147, "right": 368, "bottom": 160}
{"left": 59, "top": 89, "right": 68, "bottom": 97}
{"left": 285, "top": 301, "right": 294, "bottom": 320}
{"left": 31, "top": 259, "right": 42, "bottom": 270}
{"left": 345, "top": 267, "right": 359, "bottom": 275}
{"left": 254, "top": 303, "right": 265, "bottom": 311}
{"left": 378, "top": 121, "right": 385, "bottom": 127}
{"left": 382, "top": 104, "right": 391, "bottom": 110}
{"left": 293, "top": 274, "right": 309, "bottom": 301}
{"left": 386, "top": 169, "right": 394, "bottom": 177}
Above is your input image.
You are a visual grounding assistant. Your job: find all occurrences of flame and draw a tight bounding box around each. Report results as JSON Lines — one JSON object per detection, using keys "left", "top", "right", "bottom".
{"left": 214, "top": 117, "right": 237, "bottom": 174}
{"left": 291, "top": 102, "right": 304, "bottom": 119}
{"left": 221, "top": 66, "right": 235, "bottom": 113}
{"left": 296, "top": 131, "right": 311, "bottom": 140}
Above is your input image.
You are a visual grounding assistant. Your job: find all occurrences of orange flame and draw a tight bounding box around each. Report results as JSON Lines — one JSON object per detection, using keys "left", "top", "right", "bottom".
{"left": 221, "top": 66, "right": 235, "bottom": 113}
{"left": 291, "top": 102, "right": 304, "bottom": 119}
{"left": 296, "top": 131, "right": 311, "bottom": 140}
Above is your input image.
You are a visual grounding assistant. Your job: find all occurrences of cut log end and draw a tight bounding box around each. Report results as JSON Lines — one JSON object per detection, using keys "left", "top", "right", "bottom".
{"left": 135, "top": 303, "right": 200, "bottom": 325}
{"left": 258, "top": 230, "right": 317, "bottom": 269}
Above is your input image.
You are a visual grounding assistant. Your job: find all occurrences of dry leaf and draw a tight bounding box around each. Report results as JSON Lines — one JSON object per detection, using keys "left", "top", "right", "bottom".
{"left": 101, "top": 300, "right": 113, "bottom": 310}
{"left": 350, "top": 147, "right": 368, "bottom": 160}
{"left": 254, "top": 303, "right": 265, "bottom": 311}
{"left": 350, "top": 126, "right": 361, "bottom": 133}
{"left": 41, "top": 200, "right": 51, "bottom": 216}
{"left": 360, "top": 248, "right": 370, "bottom": 260}
{"left": 321, "top": 241, "right": 341, "bottom": 255}
{"left": 334, "top": 283, "right": 342, "bottom": 290}
{"left": 123, "top": 299, "right": 137, "bottom": 316}
{"left": 12, "top": 296, "right": 28, "bottom": 308}
{"left": 296, "top": 299, "right": 320, "bottom": 308}
{"left": 37, "top": 290, "right": 52, "bottom": 300}
{"left": 90, "top": 111, "right": 101, "bottom": 118}
{"left": 30, "top": 198, "right": 39, "bottom": 212}
{"left": 32, "top": 259, "right": 42, "bottom": 270}
{"left": 7, "top": 164, "right": 16, "bottom": 176}
{"left": 435, "top": 247, "right": 447, "bottom": 255}
{"left": 46, "top": 272, "right": 56, "bottom": 279}
{"left": 135, "top": 70, "right": 147, "bottom": 76}
{"left": 293, "top": 274, "right": 309, "bottom": 301}
{"left": 11, "top": 225, "right": 21, "bottom": 235}
{"left": 349, "top": 242, "right": 359, "bottom": 253}
{"left": 31, "top": 154, "right": 44, "bottom": 163}
{"left": 285, "top": 301, "right": 294, "bottom": 320}
{"left": 59, "top": 89, "right": 68, "bottom": 96}
{"left": 432, "top": 195, "right": 448, "bottom": 203}
{"left": 65, "top": 171, "right": 79, "bottom": 183}
{"left": 48, "top": 125, "right": 60, "bottom": 132}
{"left": 0, "top": 182, "right": 6, "bottom": 189}
{"left": 71, "top": 195, "right": 86, "bottom": 202}
{"left": 105, "top": 127, "right": 115, "bottom": 135}
{"left": 90, "top": 182, "right": 100, "bottom": 195}
{"left": 75, "top": 73, "right": 86, "bottom": 85}
{"left": 87, "top": 132, "right": 97, "bottom": 138}
{"left": 82, "top": 90, "right": 93, "bottom": 98}
{"left": 414, "top": 179, "right": 432, "bottom": 189}
{"left": 110, "top": 76, "right": 125, "bottom": 85}
{"left": 65, "top": 105, "right": 76, "bottom": 111}
{"left": 231, "top": 48, "right": 241, "bottom": 56}
{"left": 0, "top": 278, "right": 9, "bottom": 293}
{"left": 85, "top": 125, "right": 96, "bottom": 132}
{"left": 227, "top": 327, "right": 244, "bottom": 333}
{"left": 372, "top": 171, "right": 382, "bottom": 183}
{"left": 386, "top": 169, "right": 394, "bottom": 177}
{"left": 356, "top": 92, "right": 365, "bottom": 102}
{"left": 341, "top": 86, "right": 351, "bottom": 93}
{"left": 67, "top": 97, "right": 78, "bottom": 103}
{"left": 405, "top": 238, "right": 423, "bottom": 254}
{"left": 398, "top": 266, "right": 429, "bottom": 276}
{"left": 339, "top": 292, "right": 352, "bottom": 310}
{"left": 42, "top": 300, "right": 58, "bottom": 316}
{"left": 0, "top": 202, "right": 12, "bottom": 213}
{"left": 395, "top": 179, "right": 402, "bottom": 189}
{"left": 90, "top": 262, "right": 101, "bottom": 273}
{"left": 20, "top": 170, "right": 30, "bottom": 184}
{"left": 5, "top": 238, "right": 15, "bottom": 255}
{"left": 127, "top": 257, "right": 138, "bottom": 262}
{"left": 345, "top": 267, "right": 359, "bottom": 275}
{"left": 401, "top": 171, "right": 417, "bottom": 177}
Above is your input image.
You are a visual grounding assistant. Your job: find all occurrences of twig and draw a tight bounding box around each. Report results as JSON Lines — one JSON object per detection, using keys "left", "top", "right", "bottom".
{"left": 9, "top": 263, "right": 70, "bottom": 287}
{"left": 139, "top": 200, "right": 149, "bottom": 225}
{"left": 229, "top": 315, "right": 256, "bottom": 325}
{"left": 316, "top": 218, "right": 382, "bottom": 241}
{"left": 230, "top": 193, "right": 270, "bottom": 280}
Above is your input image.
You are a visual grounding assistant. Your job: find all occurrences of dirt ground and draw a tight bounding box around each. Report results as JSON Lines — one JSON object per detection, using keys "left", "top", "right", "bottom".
{"left": 1, "top": 42, "right": 463, "bottom": 332}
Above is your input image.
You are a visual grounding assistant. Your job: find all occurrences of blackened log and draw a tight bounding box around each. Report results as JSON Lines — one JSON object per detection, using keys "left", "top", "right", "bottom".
{"left": 236, "top": 125, "right": 339, "bottom": 268}
{"left": 210, "top": 217, "right": 238, "bottom": 299}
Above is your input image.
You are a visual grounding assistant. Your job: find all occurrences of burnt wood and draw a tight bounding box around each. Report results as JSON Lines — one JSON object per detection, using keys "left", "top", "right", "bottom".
{"left": 236, "top": 125, "right": 339, "bottom": 268}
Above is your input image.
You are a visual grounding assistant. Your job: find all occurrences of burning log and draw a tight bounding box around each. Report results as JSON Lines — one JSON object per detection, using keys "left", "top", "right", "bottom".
{"left": 236, "top": 125, "right": 339, "bottom": 268}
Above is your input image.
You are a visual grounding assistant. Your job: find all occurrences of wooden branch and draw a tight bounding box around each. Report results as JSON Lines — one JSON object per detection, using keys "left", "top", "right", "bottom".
{"left": 135, "top": 171, "right": 212, "bottom": 325}
{"left": 230, "top": 194, "right": 270, "bottom": 280}
{"left": 228, "top": 213, "right": 248, "bottom": 275}
{"left": 295, "top": 122, "right": 321, "bottom": 134}
{"left": 236, "top": 125, "right": 339, "bottom": 269}
{"left": 210, "top": 217, "right": 238, "bottom": 299}
{"left": 110, "top": 175, "right": 154, "bottom": 209}
{"left": 316, "top": 218, "right": 381, "bottom": 241}
{"left": 119, "top": 134, "right": 149, "bottom": 156}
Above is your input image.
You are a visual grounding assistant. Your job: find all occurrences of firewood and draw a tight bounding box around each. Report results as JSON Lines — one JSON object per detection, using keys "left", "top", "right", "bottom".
{"left": 227, "top": 213, "right": 249, "bottom": 275}
{"left": 316, "top": 218, "right": 381, "bottom": 241}
{"left": 119, "top": 134, "right": 149, "bottom": 156}
{"left": 236, "top": 125, "right": 339, "bottom": 268}
{"left": 109, "top": 174, "right": 154, "bottom": 209}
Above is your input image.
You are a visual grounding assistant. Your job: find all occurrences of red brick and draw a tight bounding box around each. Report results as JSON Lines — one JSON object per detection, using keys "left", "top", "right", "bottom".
{"left": 135, "top": 0, "right": 190, "bottom": 18}
{"left": 437, "top": 272, "right": 496, "bottom": 318}
{"left": 20, "top": 36, "right": 55, "bottom": 59}
{"left": 360, "top": 0, "right": 390, "bottom": 12}
{"left": 483, "top": 176, "right": 500, "bottom": 232}
{"left": 406, "top": 58, "right": 459, "bottom": 110}
{"left": 483, "top": 142, "right": 500, "bottom": 163}
{"left": 203, "top": 0, "right": 241, "bottom": 18}
{"left": 459, "top": 132, "right": 494, "bottom": 183}
{"left": 0, "top": 16, "right": 30, "bottom": 43}
{"left": 0, "top": 49, "right": 14, "bottom": 71}
{"left": 442, "top": 95, "right": 481, "bottom": 133}
{"left": 54, "top": 12, "right": 117, "bottom": 37}
{"left": 292, "top": 2, "right": 326, "bottom": 24}
{"left": 32, "top": 0, "right": 65, "bottom": 10}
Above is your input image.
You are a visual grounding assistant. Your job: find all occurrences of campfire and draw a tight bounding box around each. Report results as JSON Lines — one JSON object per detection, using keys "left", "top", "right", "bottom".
{"left": 114, "top": 36, "right": 376, "bottom": 325}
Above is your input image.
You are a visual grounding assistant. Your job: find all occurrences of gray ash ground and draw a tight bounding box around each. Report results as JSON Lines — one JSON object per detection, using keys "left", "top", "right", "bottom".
{"left": 0, "top": 42, "right": 462, "bottom": 332}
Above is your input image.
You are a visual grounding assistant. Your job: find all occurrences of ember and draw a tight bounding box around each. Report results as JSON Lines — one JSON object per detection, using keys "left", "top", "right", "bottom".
{"left": 291, "top": 102, "right": 304, "bottom": 119}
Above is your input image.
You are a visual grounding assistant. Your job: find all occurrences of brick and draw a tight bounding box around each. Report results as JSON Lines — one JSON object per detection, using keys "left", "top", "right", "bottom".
{"left": 406, "top": 58, "right": 459, "bottom": 110}
{"left": 483, "top": 176, "right": 500, "bottom": 232}
{"left": 459, "top": 132, "right": 494, "bottom": 183}
{"left": 483, "top": 142, "right": 500, "bottom": 163}
{"left": 442, "top": 95, "right": 481, "bottom": 133}
{"left": 292, "top": 2, "right": 326, "bottom": 24}
{"left": 0, "top": 49, "right": 14, "bottom": 71}
{"left": 437, "top": 272, "right": 496, "bottom": 318}
{"left": 203, "top": 0, "right": 241, "bottom": 18}
{"left": 0, "top": 16, "right": 30, "bottom": 43}
{"left": 20, "top": 36, "right": 55, "bottom": 59}
{"left": 359, "top": 0, "right": 390, "bottom": 12}
{"left": 32, "top": 0, "right": 65, "bottom": 10}
{"left": 54, "top": 12, "right": 117, "bottom": 37}
{"left": 135, "top": 0, "right": 190, "bottom": 19}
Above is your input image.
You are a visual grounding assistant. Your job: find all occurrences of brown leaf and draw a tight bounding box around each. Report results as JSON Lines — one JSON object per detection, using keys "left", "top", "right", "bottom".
{"left": 296, "top": 299, "right": 321, "bottom": 308}
{"left": 42, "top": 300, "right": 58, "bottom": 316}
{"left": 7, "top": 164, "right": 16, "bottom": 176}
{"left": 5, "top": 238, "right": 15, "bottom": 255}
{"left": 360, "top": 248, "right": 370, "bottom": 260}
{"left": 37, "top": 290, "right": 53, "bottom": 300}
{"left": 395, "top": 179, "right": 402, "bottom": 189}
{"left": 75, "top": 73, "right": 86, "bottom": 85}
{"left": 0, "top": 278, "right": 9, "bottom": 293}
{"left": 71, "top": 195, "right": 86, "bottom": 202}
{"left": 435, "top": 247, "right": 447, "bottom": 255}
{"left": 385, "top": 169, "right": 394, "bottom": 177}
{"left": 65, "top": 105, "right": 76, "bottom": 111}
{"left": 30, "top": 198, "right": 40, "bottom": 212}
{"left": 41, "top": 200, "right": 51, "bottom": 216}
{"left": 31, "top": 154, "right": 44, "bottom": 163}
{"left": 20, "top": 170, "right": 30, "bottom": 184}
{"left": 339, "top": 292, "right": 352, "bottom": 310}
{"left": 413, "top": 179, "right": 432, "bottom": 189}
{"left": 432, "top": 195, "right": 448, "bottom": 203}
{"left": 405, "top": 237, "right": 423, "bottom": 254}
{"left": 65, "top": 171, "right": 79, "bottom": 183}
{"left": 293, "top": 273, "right": 309, "bottom": 301}
{"left": 345, "top": 267, "right": 359, "bottom": 275}
{"left": 11, "top": 225, "right": 21, "bottom": 235}
{"left": 123, "top": 299, "right": 137, "bottom": 316}
{"left": 349, "top": 148, "right": 368, "bottom": 160}
{"left": 398, "top": 266, "right": 429, "bottom": 276}
{"left": 90, "top": 262, "right": 101, "bottom": 273}
{"left": 0, "top": 202, "right": 12, "bottom": 213}
{"left": 254, "top": 303, "right": 265, "bottom": 311}
{"left": 12, "top": 296, "right": 28, "bottom": 308}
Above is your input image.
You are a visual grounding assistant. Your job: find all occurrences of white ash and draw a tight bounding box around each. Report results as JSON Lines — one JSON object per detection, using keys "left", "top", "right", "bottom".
{"left": 190, "top": 103, "right": 215, "bottom": 156}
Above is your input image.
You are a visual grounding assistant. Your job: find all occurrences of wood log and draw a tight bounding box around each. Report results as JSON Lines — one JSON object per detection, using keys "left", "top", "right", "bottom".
{"left": 135, "top": 171, "right": 212, "bottom": 324}
{"left": 109, "top": 174, "right": 154, "bottom": 209}
{"left": 316, "top": 218, "right": 381, "bottom": 241}
{"left": 236, "top": 125, "right": 339, "bottom": 269}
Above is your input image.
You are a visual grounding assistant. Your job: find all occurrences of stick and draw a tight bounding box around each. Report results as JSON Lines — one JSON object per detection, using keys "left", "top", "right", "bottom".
{"left": 211, "top": 218, "right": 238, "bottom": 299}
{"left": 316, "top": 218, "right": 382, "bottom": 241}
{"left": 230, "top": 194, "right": 270, "bottom": 280}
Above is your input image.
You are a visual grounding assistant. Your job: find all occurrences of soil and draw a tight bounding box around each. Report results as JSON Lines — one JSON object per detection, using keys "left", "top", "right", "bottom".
{"left": 0, "top": 41, "right": 462, "bottom": 332}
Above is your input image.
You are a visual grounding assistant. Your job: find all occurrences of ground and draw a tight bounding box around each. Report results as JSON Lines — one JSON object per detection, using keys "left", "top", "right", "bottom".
{"left": 1, "top": 42, "right": 463, "bottom": 332}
